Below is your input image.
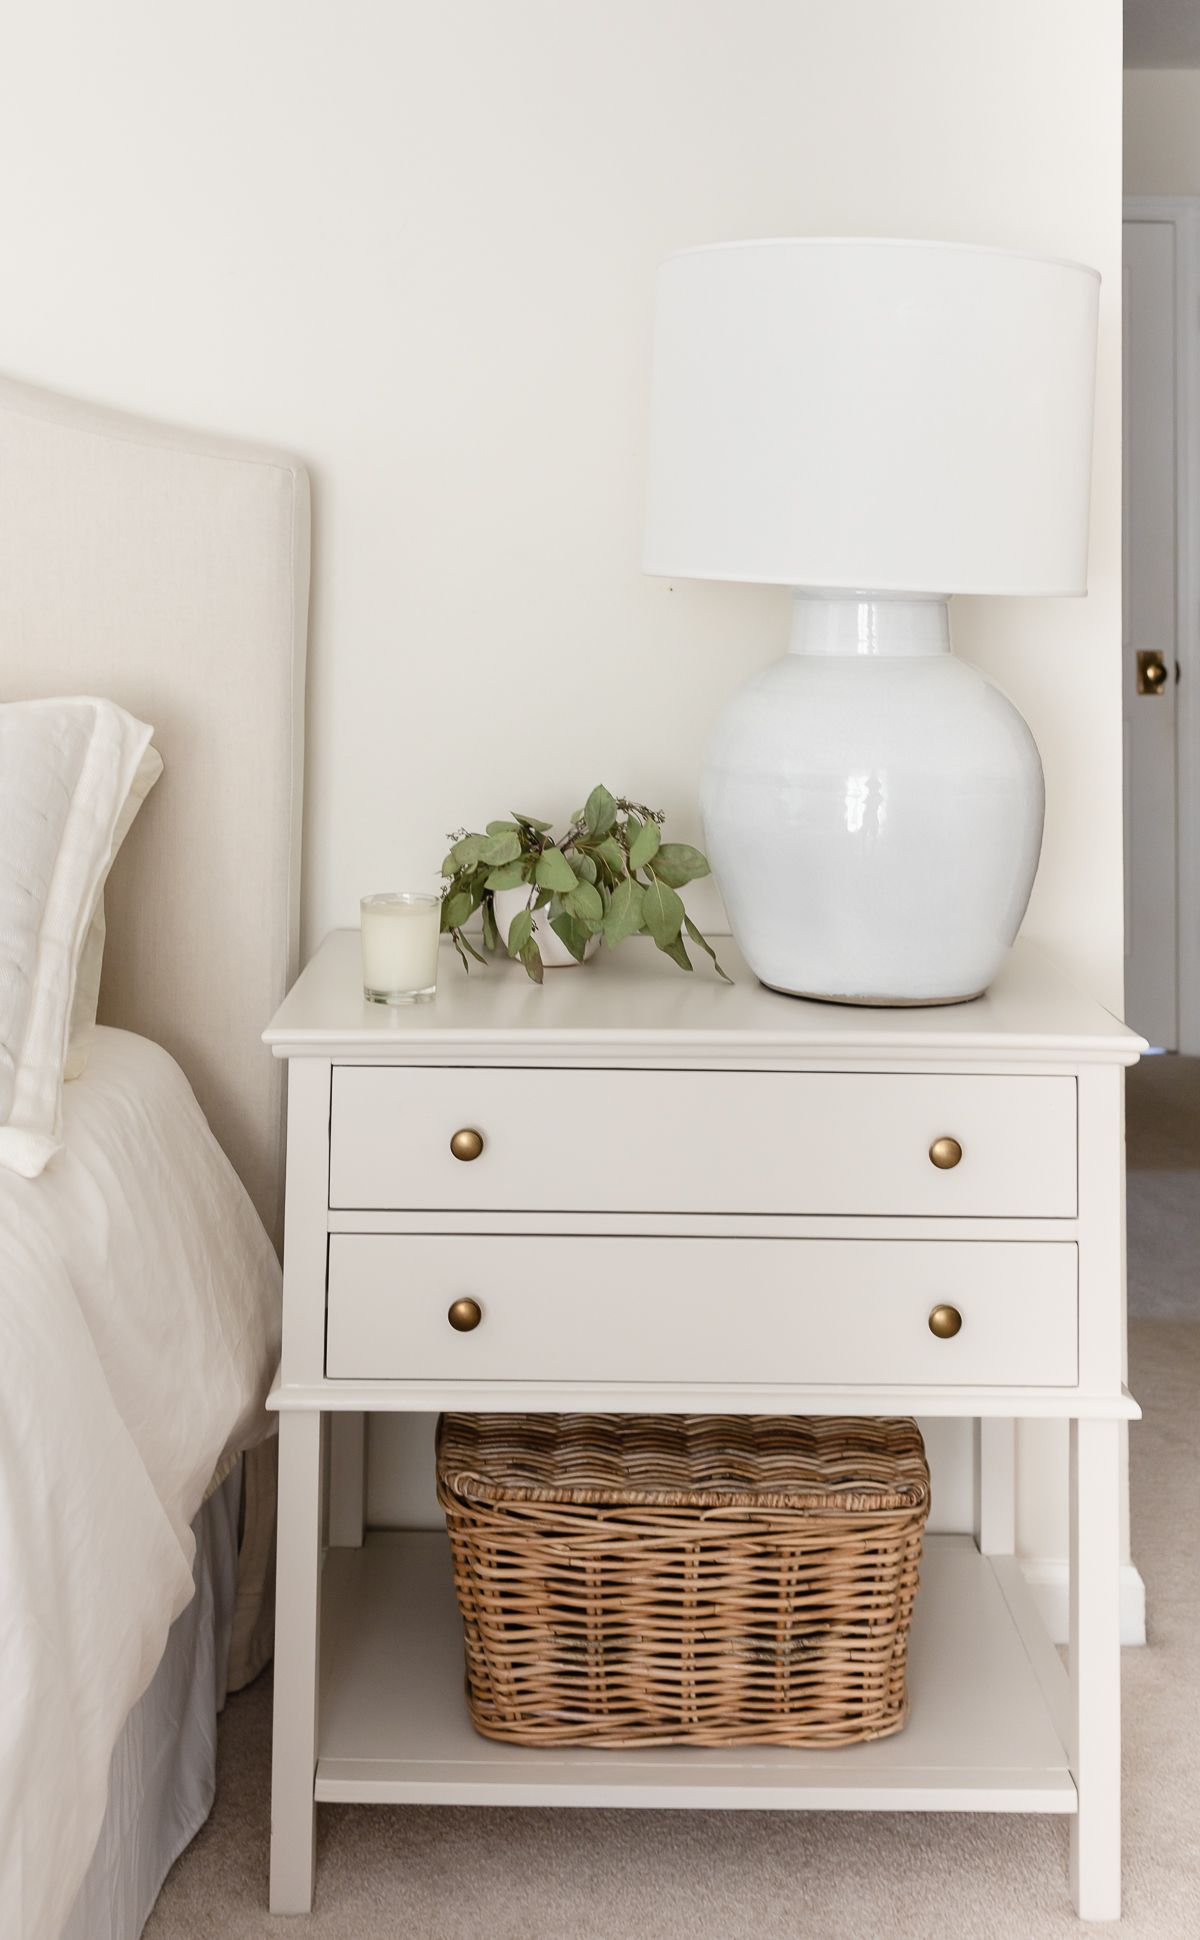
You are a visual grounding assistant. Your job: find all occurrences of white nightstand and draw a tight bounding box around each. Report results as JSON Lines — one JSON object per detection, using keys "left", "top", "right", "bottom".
{"left": 264, "top": 931, "right": 1143, "bottom": 1921}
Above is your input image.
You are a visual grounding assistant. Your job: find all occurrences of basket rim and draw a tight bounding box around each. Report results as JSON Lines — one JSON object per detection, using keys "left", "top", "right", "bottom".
{"left": 437, "top": 1472, "right": 930, "bottom": 1513}
{"left": 436, "top": 1413, "right": 931, "bottom": 1515}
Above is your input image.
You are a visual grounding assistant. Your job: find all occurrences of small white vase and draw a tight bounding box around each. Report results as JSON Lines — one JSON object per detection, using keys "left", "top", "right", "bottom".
{"left": 700, "top": 591, "right": 1044, "bottom": 1005}
{"left": 491, "top": 886, "right": 601, "bottom": 968}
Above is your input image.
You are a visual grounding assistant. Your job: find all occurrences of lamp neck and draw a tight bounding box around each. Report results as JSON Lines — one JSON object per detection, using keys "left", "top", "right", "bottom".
{"left": 787, "top": 589, "right": 951, "bottom": 658}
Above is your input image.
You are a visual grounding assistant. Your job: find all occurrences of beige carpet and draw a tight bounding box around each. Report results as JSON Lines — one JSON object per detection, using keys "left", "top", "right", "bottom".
{"left": 144, "top": 1064, "right": 1200, "bottom": 1939}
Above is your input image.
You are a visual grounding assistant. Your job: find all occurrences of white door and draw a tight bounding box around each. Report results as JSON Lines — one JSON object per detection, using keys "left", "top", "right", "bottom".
{"left": 1123, "top": 217, "right": 1179, "bottom": 1049}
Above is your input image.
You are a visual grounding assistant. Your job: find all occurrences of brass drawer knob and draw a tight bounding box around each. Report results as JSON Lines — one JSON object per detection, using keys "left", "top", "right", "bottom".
{"left": 928, "top": 1304, "right": 963, "bottom": 1340}
{"left": 450, "top": 1127, "right": 484, "bottom": 1162}
{"left": 929, "top": 1135, "right": 963, "bottom": 1170}
{"left": 448, "top": 1297, "right": 483, "bottom": 1333}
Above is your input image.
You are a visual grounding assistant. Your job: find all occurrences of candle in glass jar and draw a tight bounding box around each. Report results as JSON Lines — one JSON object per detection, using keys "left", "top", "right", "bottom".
{"left": 361, "top": 893, "right": 441, "bottom": 1004}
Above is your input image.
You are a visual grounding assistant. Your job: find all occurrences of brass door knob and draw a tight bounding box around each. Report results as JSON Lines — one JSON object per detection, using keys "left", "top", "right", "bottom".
{"left": 1137, "top": 649, "right": 1170, "bottom": 695}
{"left": 448, "top": 1297, "right": 483, "bottom": 1332}
{"left": 929, "top": 1136, "right": 963, "bottom": 1170}
{"left": 928, "top": 1304, "right": 963, "bottom": 1339}
{"left": 450, "top": 1127, "right": 484, "bottom": 1162}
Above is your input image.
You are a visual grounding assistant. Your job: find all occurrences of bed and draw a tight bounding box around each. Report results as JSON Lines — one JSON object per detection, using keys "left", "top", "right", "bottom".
{"left": 0, "top": 375, "right": 310, "bottom": 1940}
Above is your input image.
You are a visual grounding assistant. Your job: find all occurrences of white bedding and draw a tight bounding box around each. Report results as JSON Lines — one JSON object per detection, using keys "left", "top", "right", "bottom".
{"left": 0, "top": 1027, "right": 282, "bottom": 1940}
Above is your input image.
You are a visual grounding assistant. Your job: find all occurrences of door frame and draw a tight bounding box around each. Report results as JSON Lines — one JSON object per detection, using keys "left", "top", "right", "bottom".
{"left": 1124, "top": 197, "right": 1200, "bottom": 1052}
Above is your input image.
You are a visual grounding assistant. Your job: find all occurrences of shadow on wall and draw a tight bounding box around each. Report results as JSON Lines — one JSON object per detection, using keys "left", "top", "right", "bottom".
{"left": 1126, "top": 1055, "right": 1200, "bottom": 1318}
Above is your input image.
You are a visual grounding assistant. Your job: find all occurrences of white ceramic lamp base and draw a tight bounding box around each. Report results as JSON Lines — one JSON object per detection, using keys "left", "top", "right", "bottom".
{"left": 700, "top": 593, "right": 1044, "bottom": 1006}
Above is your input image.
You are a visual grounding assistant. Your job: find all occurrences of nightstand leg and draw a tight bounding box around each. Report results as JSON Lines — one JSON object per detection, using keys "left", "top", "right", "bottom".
{"left": 1069, "top": 1416, "right": 1122, "bottom": 1921}
{"left": 976, "top": 1417, "right": 1016, "bottom": 1554}
{"left": 270, "top": 1410, "right": 323, "bottom": 1914}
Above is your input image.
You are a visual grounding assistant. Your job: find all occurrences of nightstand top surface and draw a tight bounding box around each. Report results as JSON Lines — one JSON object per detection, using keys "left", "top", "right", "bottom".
{"left": 264, "top": 931, "right": 1144, "bottom": 1066}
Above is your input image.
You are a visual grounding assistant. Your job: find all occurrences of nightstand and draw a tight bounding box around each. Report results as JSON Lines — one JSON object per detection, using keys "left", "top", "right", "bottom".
{"left": 264, "top": 931, "right": 1143, "bottom": 1921}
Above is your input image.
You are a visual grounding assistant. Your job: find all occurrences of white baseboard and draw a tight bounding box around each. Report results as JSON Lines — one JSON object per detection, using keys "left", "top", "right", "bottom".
{"left": 1018, "top": 1558, "right": 1147, "bottom": 1646}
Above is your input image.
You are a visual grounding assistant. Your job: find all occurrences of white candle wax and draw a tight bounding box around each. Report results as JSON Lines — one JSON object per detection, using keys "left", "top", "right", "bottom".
{"left": 361, "top": 894, "right": 441, "bottom": 1003}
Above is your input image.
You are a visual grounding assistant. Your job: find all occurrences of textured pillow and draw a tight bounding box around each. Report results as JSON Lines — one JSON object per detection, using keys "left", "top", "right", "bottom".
{"left": 64, "top": 741, "right": 163, "bottom": 1081}
{"left": 0, "top": 698, "right": 154, "bottom": 1177}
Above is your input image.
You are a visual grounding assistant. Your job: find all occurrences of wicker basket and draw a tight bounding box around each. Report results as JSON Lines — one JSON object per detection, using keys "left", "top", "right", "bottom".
{"left": 435, "top": 1412, "right": 930, "bottom": 1750}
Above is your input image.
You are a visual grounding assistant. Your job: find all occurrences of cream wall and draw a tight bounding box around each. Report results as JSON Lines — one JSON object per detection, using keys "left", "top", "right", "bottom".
{"left": 0, "top": 2, "right": 1124, "bottom": 1568}
{"left": 1126, "top": 68, "right": 1200, "bottom": 191}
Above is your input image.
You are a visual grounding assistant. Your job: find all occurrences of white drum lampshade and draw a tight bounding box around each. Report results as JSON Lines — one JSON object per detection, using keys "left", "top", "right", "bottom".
{"left": 643, "top": 238, "right": 1100, "bottom": 1004}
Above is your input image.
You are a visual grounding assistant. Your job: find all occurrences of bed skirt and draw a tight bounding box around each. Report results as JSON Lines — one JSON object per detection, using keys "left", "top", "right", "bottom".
{"left": 61, "top": 1465, "right": 242, "bottom": 1940}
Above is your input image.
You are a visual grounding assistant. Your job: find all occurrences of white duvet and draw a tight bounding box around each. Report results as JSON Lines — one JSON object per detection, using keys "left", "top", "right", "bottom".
{"left": 0, "top": 1028, "right": 282, "bottom": 1940}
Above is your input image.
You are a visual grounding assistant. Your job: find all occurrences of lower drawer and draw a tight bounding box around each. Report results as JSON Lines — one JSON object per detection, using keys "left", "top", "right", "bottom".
{"left": 325, "top": 1236, "right": 1078, "bottom": 1387}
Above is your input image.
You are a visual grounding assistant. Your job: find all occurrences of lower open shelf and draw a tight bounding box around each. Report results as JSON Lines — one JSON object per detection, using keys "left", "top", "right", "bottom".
{"left": 314, "top": 1531, "right": 1075, "bottom": 1815}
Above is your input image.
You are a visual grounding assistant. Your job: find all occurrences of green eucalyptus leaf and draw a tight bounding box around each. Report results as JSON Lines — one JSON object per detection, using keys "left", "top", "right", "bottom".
{"left": 519, "top": 937, "right": 544, "bottom": 983}
{"left": 440, "top": 851, "right": 458, "bottom": 878}
{"left": 684, "top": 915, "right": 734, "bottom": 982}
{"left": 506, "top": 907, "right": 533, "bottom": 958}
{"left": 533, "top": 888, "right": 553, "bottom": 911}
{"left": 628, "top": 819, "right": 661, "bottom": 871}
{"left": 457, "top": 930, "right": 487, "bottom": 966}
{"left": 486, "top": 820, "right": 519, "bottom": 835}
{"left": 477, "top": 830, "right": 523, "bottom": 866}
{"left": 450, "top": 833, "right": 485, "bottom": 869}
{"left": 484, "top": 860, "right": 527, "bottom": 891}
{"left": 564, "top": 879, "right": 604, "bottom": 925}
{"left": 652, "top": 843, "right": 711, "bottom": 889}
{"left": 594, "top": 834, "right": 625, "bottom": 878}
{"left": 549, "top": 912, "right": 589, "bottom": 961}
{"left": 657, "top": 931, "right": 693, "bottom": 972}
{"left": 450, "top": 930, "right": 473, "bottom": 973}
{"left": 571, "top": 852, "right": 598, "bottom": 884}
{"left": 481, "top": 899, "right": 500, "bottom": 952}
{"left": 584, "top": 784, "right": 618, "bottom": 838}
{"left": 640, "top": 875, "right": 684, "bottom": 946}
{"left": 534, "top": 846, "right": 577, "bottom": 892}
{"left": 512, "top": 812, "right": 553, "bottom": 831}
{"left": 603, "top": 875, "right": 644, "bottom": 947}
{"left": 441, "top": 889, "right": 474, "bottom": 930}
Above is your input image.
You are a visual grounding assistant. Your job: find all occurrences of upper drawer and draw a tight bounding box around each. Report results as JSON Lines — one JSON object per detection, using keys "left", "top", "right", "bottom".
{"left": 328, "top": 1068, "right": 1077, "bottom": 1217}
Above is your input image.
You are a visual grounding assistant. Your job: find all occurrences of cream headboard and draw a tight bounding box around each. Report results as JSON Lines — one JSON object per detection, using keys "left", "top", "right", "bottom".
{"left": 0, "top": 375, "right": 310, "bottom": 1248}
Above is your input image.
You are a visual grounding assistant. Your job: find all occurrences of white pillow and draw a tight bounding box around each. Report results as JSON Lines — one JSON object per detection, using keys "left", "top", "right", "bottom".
{"left": 0, "top": 698, "right": 154, "bottom": 1177}
{"left": 64, "top": 741, "right": 163, "bottom": 1081}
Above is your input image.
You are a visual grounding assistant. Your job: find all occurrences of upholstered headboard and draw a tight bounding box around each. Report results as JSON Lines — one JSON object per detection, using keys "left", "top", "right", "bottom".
{"left": 0, "top": 375, "right": 309, "bottom": 1247}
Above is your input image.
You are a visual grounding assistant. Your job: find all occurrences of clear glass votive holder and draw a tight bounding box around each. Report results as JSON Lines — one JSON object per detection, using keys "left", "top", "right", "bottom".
{"left": 361, "top": 892, "right": 441, "bottom": 1005}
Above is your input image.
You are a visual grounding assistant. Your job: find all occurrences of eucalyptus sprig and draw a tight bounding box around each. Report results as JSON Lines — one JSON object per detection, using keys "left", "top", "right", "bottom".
{"left": 439, "top": 785, "right": 732, "bottom": 985}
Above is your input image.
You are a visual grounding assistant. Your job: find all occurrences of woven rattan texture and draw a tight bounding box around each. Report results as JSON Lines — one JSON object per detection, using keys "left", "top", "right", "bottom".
{"left": 436, "top": 1414, "right": 930, "bottom": 1750}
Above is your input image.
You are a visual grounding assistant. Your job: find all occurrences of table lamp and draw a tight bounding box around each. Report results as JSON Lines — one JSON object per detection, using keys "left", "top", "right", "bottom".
{"left": 643, "top": 238, "right": 1100, "bottom": 1005}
